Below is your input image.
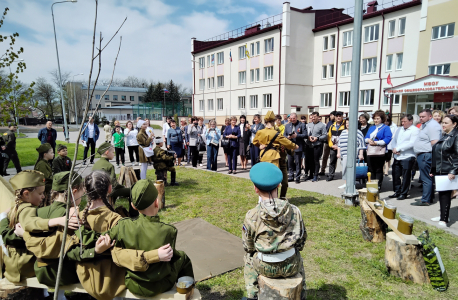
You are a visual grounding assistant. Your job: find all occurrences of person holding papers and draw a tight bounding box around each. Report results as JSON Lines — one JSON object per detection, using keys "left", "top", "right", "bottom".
{"left": 430, "top": 114, "right": 458, "bottom": 227}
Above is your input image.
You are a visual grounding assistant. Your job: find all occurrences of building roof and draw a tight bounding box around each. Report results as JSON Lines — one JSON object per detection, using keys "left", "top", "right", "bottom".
{"left": 312, "top": 0, "right": 421, "bottom": 32}
{"left": 82, "top": 85, "right": 147, "bottom": 93}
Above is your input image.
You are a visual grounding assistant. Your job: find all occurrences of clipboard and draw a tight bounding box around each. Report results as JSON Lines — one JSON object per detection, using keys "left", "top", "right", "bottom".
{"left": 434, "top": 175, "right": 458, "bottom": 192}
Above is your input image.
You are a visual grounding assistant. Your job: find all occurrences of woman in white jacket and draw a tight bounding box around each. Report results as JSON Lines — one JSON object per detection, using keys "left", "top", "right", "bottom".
{"left": 124, "top": 121, "right": 139, "bottom": 166}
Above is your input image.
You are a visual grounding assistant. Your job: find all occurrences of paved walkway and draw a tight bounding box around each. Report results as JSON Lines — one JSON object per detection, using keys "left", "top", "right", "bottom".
{"left": 4, "top": 130, "right": 457, "bottom": 236}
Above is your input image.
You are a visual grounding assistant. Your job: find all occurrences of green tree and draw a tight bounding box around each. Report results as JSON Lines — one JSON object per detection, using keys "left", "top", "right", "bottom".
{"left": 152, "top": 82, "right": 164, "bottom": 102}
{"left": 143, "top": 83, "right": 154, "bottom": 103}
{"left": 0, "top": 7, "right": 35, "bottom": 124}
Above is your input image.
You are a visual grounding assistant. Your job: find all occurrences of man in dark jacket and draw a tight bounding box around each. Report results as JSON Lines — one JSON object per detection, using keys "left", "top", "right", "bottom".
{"left": 319, "top": 111, "right": 336, "bottom": 176}
{"left": 284, "top": 113, "right": 308, "bottom": 183}
{"left": 326, "top": 111, "right": 345, "bottom": 181}
{"left": 249, "top": 114, "right": 265, "bottom": 167}
{"left": 2, "top": 124, "right": 22, "bottom": 176}
{"left": 38, "top": 121, "right": 57, "bottom": 155}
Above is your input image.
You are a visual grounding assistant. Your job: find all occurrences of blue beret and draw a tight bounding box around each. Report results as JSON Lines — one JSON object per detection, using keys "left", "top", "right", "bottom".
{"left": 249, "top": 162, "right": 283, "bottom": 191}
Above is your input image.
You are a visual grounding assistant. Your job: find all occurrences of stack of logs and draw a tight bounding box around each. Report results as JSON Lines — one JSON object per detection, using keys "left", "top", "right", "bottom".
{"left": 358, "top": 188, "right": 430, "bottom": 285}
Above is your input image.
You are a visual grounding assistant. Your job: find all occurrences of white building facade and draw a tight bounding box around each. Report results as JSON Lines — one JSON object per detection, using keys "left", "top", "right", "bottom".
{"left": 191, "top": 0, "right": 445, "bottom": 123}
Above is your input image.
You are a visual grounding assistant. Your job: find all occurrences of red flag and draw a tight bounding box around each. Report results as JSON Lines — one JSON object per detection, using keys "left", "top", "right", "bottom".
{"left": 387, "top": 74, "right": 392, "bottom": 86}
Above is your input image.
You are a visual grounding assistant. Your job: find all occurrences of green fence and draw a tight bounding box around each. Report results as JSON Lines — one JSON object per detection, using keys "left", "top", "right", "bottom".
{"left": 132, "top": 102, "right": 192, "bottom": 120}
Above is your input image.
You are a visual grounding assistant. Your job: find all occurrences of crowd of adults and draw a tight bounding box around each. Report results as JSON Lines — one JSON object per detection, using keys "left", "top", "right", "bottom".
{"left": 1, "top": 106, "right": 458, "bottom": 227}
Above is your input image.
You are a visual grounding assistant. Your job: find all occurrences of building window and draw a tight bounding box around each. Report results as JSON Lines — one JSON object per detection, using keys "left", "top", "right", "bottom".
{"left": 238, "top": 96, "right": 246, "bottom": 109}
{"left": 207, "top": 55, "right": 210, "bottom": 67}
{"left": 208, "top": 99, "right": 214, "bottom": 111}
{"left": 130, "top": 96, "right": 134, "bottom": 101}
{"left": 399, "top": 18, "right": 406, "bottom": 36}
{"left": 95, "top": 94, "right": 101, "bottom": 100}
{"left": 250, "top": 42, "right": 260, "bottom": 56}
{"left": 341, "top": 61, "right": 351, "bottom": 77}
{"left": 386, "top": 54, "right": 393, "bottom": 71}
{"left": 339, "top": 91, "right": 350, "bottom": 107}
{"left": 263, "top": 94, "right": 272, "bottom": 108}
{"left": 113, "top": 95, "right": 118, "bottom": 101}
{"left": 199, "top": 57, "right": 205, "bottom": 69}
{"left": 360, "top": 89, "right": 375, "bottom": 106}
{"left": 199, "top": 100, "right": 204, "bottom": 111}
{"left": 239, "top": 71, "right": 246, "bottom": 84}
{"left": 396, "top": 53, "right": 403, "bottom": 70}
{"left": 217, "top": 98, "right": 223, "bottom": 110}
{"left": 211, "top": 54, "right": 215, "bottom": 66}
{"left": 217, "top": 75, "right": 224, "bottom": 87}
{"left": 330, "top": 35, "right": 336, "bottom": 49}
{"left": 199, "top": 79, "right": 205, "bottom": 90}
{"left": 388, "top": 20, "right": 396, "bottom": 38}
{"left": 323, "top": 36, "right": 328, "bottom": 51}
{"left": 362, "top": 57, "right": 377, "bottom": 74}
{"left": 239, "top": 45, "right": 246, "bottom": 59}
{"left": 250, "top": 95, "right": 258, "bottom": 109}
{"left": 217, "top": 52, "right": 224, "bottom": 64}
{"left": 139, "top": 96, "right": 144, "bottom": 102}
{"left": 104, "top": 95, "right": 109, "bottom": 100}
{"left": 264, "top": 66, "right": 273, "bottom": 81}
{"left": 207, "top": 77, "right": 215, "bottom": 89}
{"left": 343, "top": 30, "right": 353, "bottom": 47}
{"left": 265, "top": 38, "right": 274, "bottom": 53}
{"left": 432, "top": 23, "right": 455, "bottom": 40}
{"left": 384, "top": 94, "right": 400, "bottom": 105}
{"left": 329, "top": 64, "right": 334, "bottom": 78}
{"left": 364, "top": 24, "right": 379, "bottom": 42}
{"left": 429, "top": 64, "right": 451, "bottom": 75}
{"left": 322, "top": 65, "right": 327, "bottom": 79}
{"left": 320, "top": 93, "right": 332, "bottom": 107}
{"left": 250, "top": 69, "right": 255, "bottom": 83}
{"left": 255, "top": 68, "right": 260, "bottom": 82}
{"left": 121, "top": 95, "right": 126, "bottom": 101}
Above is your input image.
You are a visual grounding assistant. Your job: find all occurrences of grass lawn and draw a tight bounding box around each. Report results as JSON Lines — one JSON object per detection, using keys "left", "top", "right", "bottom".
{"left": 7, "top": 138, "right": 98, "bottom": 168}
{"left": 112, "top": 167, "right": 458, "bottom": 300}
{"left": 152, "top": 124, "right": 162, "bottom": 130}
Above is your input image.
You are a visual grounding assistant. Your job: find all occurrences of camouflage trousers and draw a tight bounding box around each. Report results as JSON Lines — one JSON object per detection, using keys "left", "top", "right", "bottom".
{"left": 244, "top": 251, "right": 306, "bottom": 299}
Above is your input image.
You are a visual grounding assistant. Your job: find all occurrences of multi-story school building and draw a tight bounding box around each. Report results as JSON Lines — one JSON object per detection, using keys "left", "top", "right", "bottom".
{"left": 191, "top": 0, "right": 458, "bottom": 123}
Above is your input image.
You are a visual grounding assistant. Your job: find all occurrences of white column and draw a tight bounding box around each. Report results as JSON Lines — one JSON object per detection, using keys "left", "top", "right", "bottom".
{"left": 420, "top": 0, "right": 428, "bottom": 32}
{"left": 282, "top": 2, "right": 291, "bottom": 47}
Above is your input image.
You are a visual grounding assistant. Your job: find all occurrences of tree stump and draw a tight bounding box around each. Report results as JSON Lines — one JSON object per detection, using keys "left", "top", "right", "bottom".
{"left": 359, "top": 200, "right": 386, "bottom": 242}
{"left": 154, "top": 181, "right": 166, "bottom": 209}
{"left": 258, "top": 274, "right": 303, "bottom": 300}
{"left": 358, "top": 188, "right": 368, "bottom": 202}
{"left": 385, "top": 232, "right": 430, "bottom": 284}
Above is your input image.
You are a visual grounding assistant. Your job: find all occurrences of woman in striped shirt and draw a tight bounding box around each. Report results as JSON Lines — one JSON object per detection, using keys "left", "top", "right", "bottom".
{"left": 337, "top": 119, "right": 365, "bottom": 189}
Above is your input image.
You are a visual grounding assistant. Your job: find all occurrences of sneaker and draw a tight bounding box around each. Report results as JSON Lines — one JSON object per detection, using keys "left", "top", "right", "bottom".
{"left": 318, "top": 172, "right": 325, "bottom": 176}
{"left": 312, "top": 176, "right": 318, "bottom": 182}
{"left": 199, "top": 164, "right": 203, "bottom": 167}
{"left": 116, "top": 164, "right": 120, "bottom": 168}
{"left": 338, "top": 184, "right": 346, "bottom": 189}
{"left": 410, "top": 201, "right": 430, "bottom": 206}
{"left": 431, "top": 216, "right": 450, "bottom": 222}
{"left": 438, "top": 221, "right": 447, "bottom": 227}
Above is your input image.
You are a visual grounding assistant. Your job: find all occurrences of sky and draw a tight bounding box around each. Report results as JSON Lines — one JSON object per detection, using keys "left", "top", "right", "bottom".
{"left": 0, "top": 0, "right": 356, "bottom": 89}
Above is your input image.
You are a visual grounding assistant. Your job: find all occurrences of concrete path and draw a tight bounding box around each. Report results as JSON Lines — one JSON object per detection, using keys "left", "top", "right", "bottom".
{"left": 4, "top": 130, "right": 457, "bottom": 236}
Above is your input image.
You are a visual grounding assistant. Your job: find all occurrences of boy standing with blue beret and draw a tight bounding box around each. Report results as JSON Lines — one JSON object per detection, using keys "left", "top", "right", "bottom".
{"left": 242, "top": 162, "right": 307, "bottom": 300}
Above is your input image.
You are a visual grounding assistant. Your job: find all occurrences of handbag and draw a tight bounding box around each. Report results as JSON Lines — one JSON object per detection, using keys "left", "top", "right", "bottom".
{"left": 197, "top": 136, "right": 206, "bottom": 152}
{"left": 367, "top": 143, "right": 386, "bottom": 156}
{"left": 355, "top": 160, "right": 368, "bottom": 179}
{"left": 221, "top": 138, "right": 230, "bottom": 148}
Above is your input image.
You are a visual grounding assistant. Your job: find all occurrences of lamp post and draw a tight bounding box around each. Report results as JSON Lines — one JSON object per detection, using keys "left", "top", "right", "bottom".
{"left": 51, "top": 0, "right": 77, "bottom": 142}
{"left": 71, "top": 73, "right": 83, "bottom": 124}
{"left": 7, "top": 59, "right": 24, "bottom": 135}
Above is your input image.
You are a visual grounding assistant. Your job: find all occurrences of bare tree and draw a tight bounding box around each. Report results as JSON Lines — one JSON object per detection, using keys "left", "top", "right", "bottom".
{"left": 33, "top": 77, "right": 58, "bottom": 119}
{"left": 53, "top": 0, "right": 126, "bottom": 296}
{"left": 49, "top": 69, "right": 71, "bottom": 88}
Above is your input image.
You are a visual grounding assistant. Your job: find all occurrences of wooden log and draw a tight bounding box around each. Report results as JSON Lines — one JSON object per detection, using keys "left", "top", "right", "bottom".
{"left": 258, "top": 274, "right": 303, "bottom": 300}
{"left": 359, "top": 199, "right": 386, "bottom": 243}
{"left": 384, "top": 232, "right": 430, "bottom": 284}
{"left": 154, "top": 181, "right": 166, "bottom": 209}
{"left": 358, "top": 188, "right": 367, "bottom": 202}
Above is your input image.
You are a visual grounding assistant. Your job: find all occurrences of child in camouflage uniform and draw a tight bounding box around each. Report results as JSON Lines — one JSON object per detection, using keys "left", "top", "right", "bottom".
{"left": 152, "top": 137, "right": 178, "bottom": 186}
{"left": 242, "top": 162, "right": 307, "bottom": 300}
{"left": 52, "top": 144, "right": 72, "bottom": 175}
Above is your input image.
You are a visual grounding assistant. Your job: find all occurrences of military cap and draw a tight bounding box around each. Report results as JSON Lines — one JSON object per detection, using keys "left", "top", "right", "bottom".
{"left": 131, "top": 179, "right": 159, "bottom": 210}
{"left": 249, "top": 162, "right": 283, "bottom": 192}
{"left": 57, "top": 144, "right": 67, "bottom": 152}
{"left": 36, "top": 143, "right": 52, "bottom": 154}
{"left": 10, "top": 170, "right": 46, "bottom": 191}
{"left": 97, "top": 142, "right": 113, "bottom": 155}
{"left": 265, "top": 111, "right": 276, "bottom": 122}
{"left": 52, "top": 171, "right": 83, "bottom": 192}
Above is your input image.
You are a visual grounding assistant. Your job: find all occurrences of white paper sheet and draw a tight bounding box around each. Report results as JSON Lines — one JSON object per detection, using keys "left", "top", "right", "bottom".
{"left": 434, "top": 175, "right": 458, "bottom": 192}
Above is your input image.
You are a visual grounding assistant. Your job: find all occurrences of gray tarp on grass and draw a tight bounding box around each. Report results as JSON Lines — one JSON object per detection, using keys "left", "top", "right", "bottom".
{"left": 174, "top": 218, "right": 245, "bottom": 281}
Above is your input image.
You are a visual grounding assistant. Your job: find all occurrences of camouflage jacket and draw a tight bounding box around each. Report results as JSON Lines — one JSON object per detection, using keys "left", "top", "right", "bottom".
{"left": 242, "top": 198, "right": 306, "bottom": 254}
{"left": 152, "top": 146, "right": 174, "bottom": 171}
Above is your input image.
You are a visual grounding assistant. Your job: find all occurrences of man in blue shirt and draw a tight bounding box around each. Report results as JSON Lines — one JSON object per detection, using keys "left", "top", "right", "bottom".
{"left": 319, "top": 111, "right": 336, "bottom": 176}
{"left": 81, "top": 116, "right": 100, "bottom": 165}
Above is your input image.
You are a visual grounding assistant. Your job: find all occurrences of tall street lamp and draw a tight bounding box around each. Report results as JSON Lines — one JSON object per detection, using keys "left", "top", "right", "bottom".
{"left": 51, "top": 0, "right": 77, "bottom": 142}
{"left": 71, "top": 73, "right": 83, "bottom": 124}
{"left": 7, "top": 59, "right": 24, "bottom": 135}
